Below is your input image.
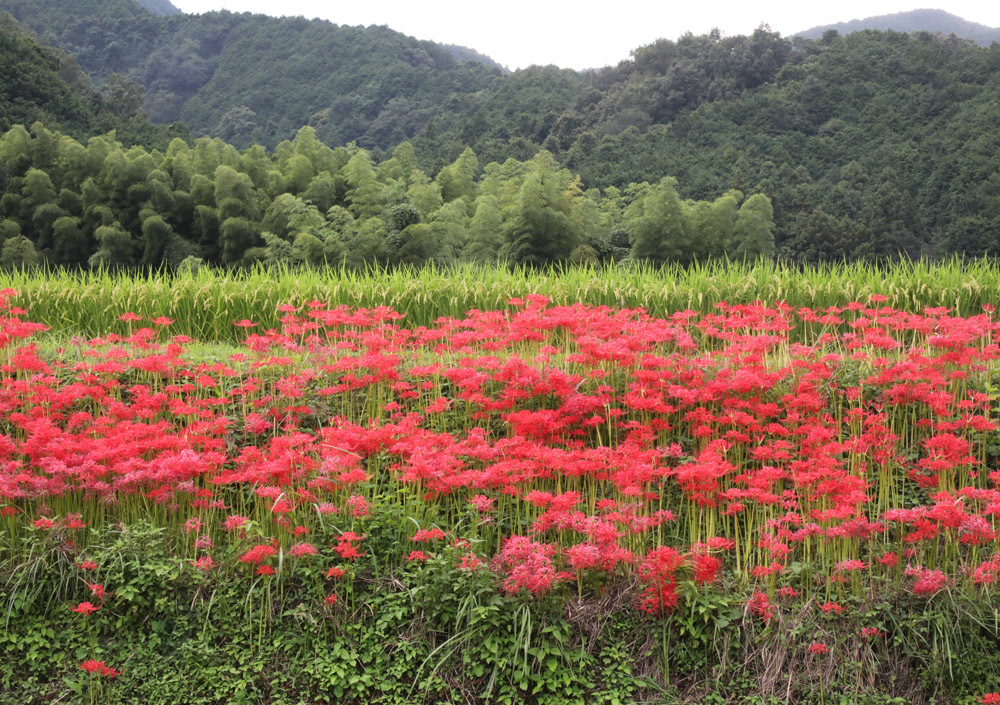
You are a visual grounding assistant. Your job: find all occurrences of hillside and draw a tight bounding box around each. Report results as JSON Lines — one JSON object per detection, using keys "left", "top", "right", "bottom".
{"left": 0, "top": 0, "right": 514, "bottom": 153}
{"left": 4, "top": 1, "right": 1000, "bottom": 261}
{"left": 798, "top": 8, "right": 1000, "bottom": 46}
{"left": 136, "top": 0, "right": 180, "bottom": 15}
{"left": 0, "top": 12, "right": 175, "bottom": 147}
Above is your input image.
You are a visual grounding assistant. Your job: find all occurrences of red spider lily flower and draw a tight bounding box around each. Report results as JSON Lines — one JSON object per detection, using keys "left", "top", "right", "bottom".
{"left": 222, "top": 515, "right": 249, "bottom": 532}
{"left": 151, "top": 317, "right": 173, "bottom": 326}
{"left": 406, "top": 550, "right": 429, "bottom": 562}
{"left": 288, "top": 542, "right": 317, "bottom": 557}
{"left": 325, "top": 593, "right": 337, "bottom": 606}
{"left": 70, "top": 602, "right": 99, "bottom": 615}
{"left": 326, "top": 566, "right": 345, "bottom": 579}
{"left": 565, "top": 543, "right": 601, "bottom": 573}
{"left": 78, "top": 561, "right": 98, "bottom": 571}
{"left": 425, "top": 397, "right": 449, "bottom": 414}
{"left": 192, "top": 555, "right": 215, "bottom": 571}
{"left": 64, "top": 514, "right": 87, "bottom": 530}
{"left": 256, "top": 566, "right": 275, "bottom": 576}
{"left": 980, "top": 693, "right": 1000, "bottom": 704}
{"left": 239, "top": 544, "right": 277, "bottom": 565}
{"left": 908, "top": 567, "right": 949, "bottom": 596}
{"left": 820, "top": 601, "right": 844, "bottom": 615}
{"left": 691, "top": 554, "right": 722, "bottom": 584}
{"left": 234, "top": 320, "right": 258, "bottom": 328}
{"left": 80, "top": 660, "right": 120, "bottom": 677}
{"left": 411, "top": 528, "right": 447, "bottom": 542}
{"left": 878, "top": 552, "right": 899, "bottom": 567}
{"left": 118, "top": 313, "right": 142, "bottom": 322}
{"left": 0, "top": 507, "right": 19, "bottom": 517}
{"left": 334, "top": 540, "right": 364, "bottom": 561}
{"left": 808, "top": 643, "right": 829, "bottom": 655}
{"left": 468, "top": 495, "right": 495, "bottom": 513}
{"left": 458, "top": 553, "right": 481, "bottom": 571}
{"left": 32, "top": 517, "right": 54, "bottom": 530}
{"left": 87, "top": 584, "right": 105, "bottom": 599}
{"left": 834, "top": 559, "right": 867, "bottom": 573}
{"left": 861, "top": 627, "right": 883, "bottom": 638}
{"left": 346, "top": 495, "right": 369, "bottom": 517}
{"left": 748, "top": 591, "right": 775, "bottom": 622}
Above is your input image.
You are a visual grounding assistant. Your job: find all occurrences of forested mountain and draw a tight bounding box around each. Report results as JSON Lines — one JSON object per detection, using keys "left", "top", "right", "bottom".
{"left": 4, "top": 0, "right": 1000, "bottom": 262}
{"left": 136, "top": 0, "right": 180, "bottom": 15}
{"left": 0, "top": 0, "right": 512, "bottom": 152}
{"left": 798, "top": 9, "right": 1000, "bottom": 46}
{"left": 0, "top": 13, "right": 178, "bottom": 147}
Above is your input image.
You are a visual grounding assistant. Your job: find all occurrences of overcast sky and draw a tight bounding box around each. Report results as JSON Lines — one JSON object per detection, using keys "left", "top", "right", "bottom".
{"left": 169, "top": 1, "right": 1000, "bottom": 70}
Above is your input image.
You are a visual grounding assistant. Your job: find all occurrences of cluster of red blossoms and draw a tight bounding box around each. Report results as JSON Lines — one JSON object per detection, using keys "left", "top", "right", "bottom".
{"left": 2, "top": 290, "right": 1000, "bottom": 638}
{"left": 79, "top": 660, "right": 120, "bottom": 678}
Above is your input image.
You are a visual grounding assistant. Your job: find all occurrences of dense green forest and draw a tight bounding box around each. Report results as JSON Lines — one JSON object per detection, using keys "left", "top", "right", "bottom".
{"left": 0, "top": 13, "right": 179, "bottom": 148}
{"left": 0, "top": 118, "right": 776, "bottom": 269}
{"left": 2, "top": 0, "right": 1000, "bottom": 263}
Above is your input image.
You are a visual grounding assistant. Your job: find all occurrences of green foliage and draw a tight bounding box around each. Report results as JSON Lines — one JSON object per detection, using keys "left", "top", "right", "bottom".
{"left": 0, "top": 258, "right": 997, "bottom": 345}
{"left": 0, "top": 14, "right": 173, "bottom": 148}
{"left": 6, "top": 4, "right": 1000, "bottom": 265}
{"left": 0, "top": 232, "right": 38, "bottom": 267}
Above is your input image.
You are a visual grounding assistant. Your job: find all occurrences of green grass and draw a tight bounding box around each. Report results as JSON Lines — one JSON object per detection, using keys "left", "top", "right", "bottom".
{"left": 0, "top": 258, "right": 997, "bottom": 342}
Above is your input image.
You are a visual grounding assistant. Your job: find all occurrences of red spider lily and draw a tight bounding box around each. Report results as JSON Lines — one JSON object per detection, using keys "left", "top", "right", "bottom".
{"left": 494, "top": 536, "right": 561, "bottom": 595}
{"left": 288, "top": 542, "right": 317, "bottom": 557}
{"left": 334, "top": 540, "right": 364, "bottom": 561}
{"left": 2, "top": 297, "right": 1000, "bottom": 627}
{"left": 808, "top": 643, "right": 829, "bottom": 655}
{"left": 70, "top": 602, "right": 99, "bottom": 615}
{"left": 346, "top": 495, "right": 369, "bottom": 517}
{"left": 222, "top": 515, "right": 249, "bottom": 532}
{"left": 748, "top": 592, "right": 775, "bottom": 622}
{"left": 239, "top": 544, "right": 277, "bottom": 565}
{"left": 458, "top": 553, "right": 482, "bottom": 571}
{"left": 192, "top": 555, "right": 215, "bottom": 571}
{"left": 907, "top": 567, "right": 949, "bottom": 596}
{"left": 411, "top": 528, "right": 447, "bottom": 542}
{"left": 80, "top": 660, "right": 120, "bottom": 677}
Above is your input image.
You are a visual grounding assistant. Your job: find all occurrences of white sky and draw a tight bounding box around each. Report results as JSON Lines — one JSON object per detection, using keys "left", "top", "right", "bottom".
{"left": 169, "top": 1, "right": 1000, "bottom": 70}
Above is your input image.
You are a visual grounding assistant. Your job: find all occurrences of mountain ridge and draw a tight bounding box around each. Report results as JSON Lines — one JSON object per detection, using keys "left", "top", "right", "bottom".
{"left": 797, "top": 8, "right": 1000, "bottom": 46}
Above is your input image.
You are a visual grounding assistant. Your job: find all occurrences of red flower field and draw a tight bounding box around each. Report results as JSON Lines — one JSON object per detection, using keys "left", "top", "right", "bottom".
{"left": 3, "top": 289, "right": 1000, "bottom": 700}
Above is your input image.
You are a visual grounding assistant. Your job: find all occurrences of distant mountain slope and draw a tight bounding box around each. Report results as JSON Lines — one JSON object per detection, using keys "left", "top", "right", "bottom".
{"left": 0, "top": 12, "right": 174, "bottom": 147}
{"left": 798, "top": 8, "right": 1000, "bottom": 46}
{"left": 0, "top": 0, "right": 518, "bottom": 152}
{"left": 137, "top": 0, "right": 180, "bottom": 15}
{"left": 441, "top": 43, "right": 508, "bottom": 72}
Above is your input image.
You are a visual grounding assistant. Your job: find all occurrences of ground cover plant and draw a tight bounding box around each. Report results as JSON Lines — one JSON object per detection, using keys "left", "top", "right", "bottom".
{"left": 2, "top": 268, "right": 1000, "bottom": 703}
